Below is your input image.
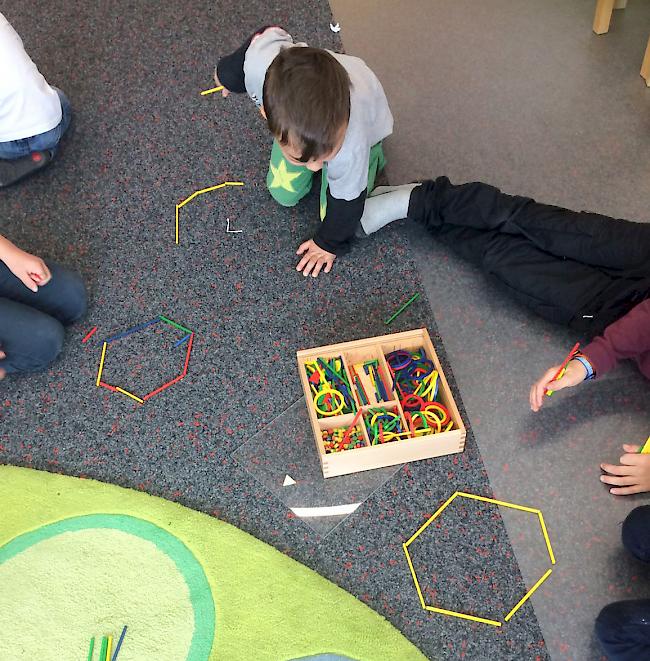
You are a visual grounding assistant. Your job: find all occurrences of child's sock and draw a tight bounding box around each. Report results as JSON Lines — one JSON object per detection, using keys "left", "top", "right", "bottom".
{"left": 357, "top": 183, "right": 421, "bottom": 237}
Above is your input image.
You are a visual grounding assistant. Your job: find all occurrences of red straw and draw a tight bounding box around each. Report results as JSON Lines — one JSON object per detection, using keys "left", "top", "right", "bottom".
{"left": 181, "top": 333, "right": 194, "bottom": 376}
{"left": 142, "top": 374, "right": 184, "bottom": 401}
{"left": 544, "top": 342, "right": 580, "bottom": 395}
{"left": 81, "top": 326, "right": 98, "bottom": 343}
{"left": 342, "top": 408, "right": 363, "bottom": 445}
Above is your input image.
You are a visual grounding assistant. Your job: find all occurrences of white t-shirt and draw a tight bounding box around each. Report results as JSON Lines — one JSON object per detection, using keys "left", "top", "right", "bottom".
{"left": 0, "top": 12, "right": 62, "bottom": 142}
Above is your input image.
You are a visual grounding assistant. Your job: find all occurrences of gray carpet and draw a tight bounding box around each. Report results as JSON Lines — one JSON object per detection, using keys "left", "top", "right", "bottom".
{"left": 0, "top": 2, "right": 561, "bottom": 659}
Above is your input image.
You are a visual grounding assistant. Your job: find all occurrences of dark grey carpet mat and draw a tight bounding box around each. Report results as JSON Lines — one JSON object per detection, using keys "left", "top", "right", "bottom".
{"left": 1, "top": 2, "right": 547, "bottom": 658}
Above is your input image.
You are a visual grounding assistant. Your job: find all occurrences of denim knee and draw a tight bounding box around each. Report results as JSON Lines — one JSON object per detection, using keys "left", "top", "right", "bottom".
{"left": 58, "top": 270, "right": 87, "bottom": 324}
{"left": 622, "top": 506, "right": 650, "bottom": 563}
{"left": 8, "top": 315, "right": 65, "bottom": 373}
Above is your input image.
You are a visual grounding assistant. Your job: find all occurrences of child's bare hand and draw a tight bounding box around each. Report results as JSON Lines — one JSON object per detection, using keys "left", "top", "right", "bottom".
{"left": 600, "top": 445, "right": 650, "bottom": 495}
{"left": 0, "top": 349, "right": 5, "bottom": 381}
{"left": 213, "top": 70, "right": 230, "bottom": 97}
{"left": 2, "top": 246, "right": 51, "bottom": 292}
{"left": 296, "top": 240, "right": 336, "bottom": 277}
{"left": 529, "top": 360, "right": 586, "bottom": 412}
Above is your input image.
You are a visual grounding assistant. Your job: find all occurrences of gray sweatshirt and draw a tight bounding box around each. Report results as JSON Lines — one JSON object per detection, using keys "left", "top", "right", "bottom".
{"left": 217, "top": 26, "right": 393, "bottom": 253}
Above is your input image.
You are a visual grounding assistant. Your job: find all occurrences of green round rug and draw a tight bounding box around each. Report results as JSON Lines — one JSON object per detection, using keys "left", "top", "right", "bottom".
{"left": 0, "top": 466, "right": 426, "bottom": 661}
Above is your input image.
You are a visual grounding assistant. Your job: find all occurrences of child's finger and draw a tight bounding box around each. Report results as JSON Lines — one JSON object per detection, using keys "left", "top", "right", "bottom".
{"left": 610, "top": 485, "right": 645, "bottom": 496}
{"left": 600, "top": 462, "right": 633, "bottom": 476}
{"left": 600, "top": 473, "right": 638, "bottom": 486}
{"left": 0, "top": 350, "right": 5, "bottom": 359}
{"left": 619, "top": 453, "right": 645, "bottom": 466}
{"left": 311, "top": 260, "right": 323, "bottom": 278}
{"left": 296, "top": 254, "right": 310, "bottom": 272}
{"left": 296, "top": 241, "right": 310, "bottom": 255}
{"left": 18, "top": 271, "right": 38, "bottom": 292}
{"left": 40, "top": 260, "right": 52, "bottom": 282}
{"left": 623, "top": 444, "right": 642, "bottom": 453}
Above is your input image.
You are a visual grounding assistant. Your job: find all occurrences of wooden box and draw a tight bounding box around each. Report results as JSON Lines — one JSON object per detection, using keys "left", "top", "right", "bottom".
{"left": 297, "top": 328, "right": 466, "bottom": 478}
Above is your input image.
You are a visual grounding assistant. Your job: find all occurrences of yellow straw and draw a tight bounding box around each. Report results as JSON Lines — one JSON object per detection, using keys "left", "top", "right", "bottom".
{"left": 200, "top": 85, "right": 224, "bottom": 95}
{"left": 96, "top": 342, "right": 108, "bottom": 387}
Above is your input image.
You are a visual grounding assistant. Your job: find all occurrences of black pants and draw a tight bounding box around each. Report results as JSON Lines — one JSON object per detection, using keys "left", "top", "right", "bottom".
{"left": 407, "top": 178, "right": 650, "bottom": 336}
{"left": 595, "top": 506, "right": 650, "bottom": 660}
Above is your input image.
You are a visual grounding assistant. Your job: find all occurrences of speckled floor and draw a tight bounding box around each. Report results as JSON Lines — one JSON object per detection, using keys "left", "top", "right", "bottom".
{"left": 0, "top": 2, "right": 553, "bottom": 660}
{"left": 329, "top": 0, "right": 650, "bottom": 658}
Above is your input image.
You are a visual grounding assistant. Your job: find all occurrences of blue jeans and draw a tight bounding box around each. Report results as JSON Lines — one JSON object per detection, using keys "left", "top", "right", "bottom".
{"left": 0, "top": 260, "right": 86, "bottom": 374}
{"left": 595, "top": 506, "right": 650, "bottom": 660}
{"left": 0, "top": 88, "right": 72, "bottom": 160}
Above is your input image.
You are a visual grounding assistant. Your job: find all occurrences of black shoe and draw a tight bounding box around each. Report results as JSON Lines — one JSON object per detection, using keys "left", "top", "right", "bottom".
{"left": 0, "top": 151, "right": 52, "bottom": 188}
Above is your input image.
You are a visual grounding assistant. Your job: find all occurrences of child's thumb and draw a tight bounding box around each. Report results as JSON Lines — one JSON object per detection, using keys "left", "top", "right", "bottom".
{"left": 19, "top": 273, "right": 38, "bottom": 292}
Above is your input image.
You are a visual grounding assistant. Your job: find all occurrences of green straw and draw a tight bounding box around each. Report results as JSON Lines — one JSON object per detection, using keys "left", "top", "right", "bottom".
{"left": 158, "top": 315, "right": 192, "bottom": 334}
{"left": 87, "top": 637, "right": 95, "bottom": 661}
{"left": 99, "top": 636, "right": 107, "bottom": 661}
{"left": 384, "top": 293, "right": 420, "bottom": 325}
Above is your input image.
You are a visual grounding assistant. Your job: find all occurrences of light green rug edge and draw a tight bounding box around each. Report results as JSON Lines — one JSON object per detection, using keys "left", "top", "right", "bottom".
{"left": 0, "top": 465, "right": 427, "bottom": 661}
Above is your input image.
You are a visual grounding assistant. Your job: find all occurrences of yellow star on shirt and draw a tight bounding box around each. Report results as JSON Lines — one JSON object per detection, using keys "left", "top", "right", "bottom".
{"left": 269, "top": 160, "right": 303, "bottom": 193}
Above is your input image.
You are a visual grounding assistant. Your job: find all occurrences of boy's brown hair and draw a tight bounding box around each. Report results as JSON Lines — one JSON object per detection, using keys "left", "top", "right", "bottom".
{"left": 263, "top": 47, "right": 351, "bottom": 162}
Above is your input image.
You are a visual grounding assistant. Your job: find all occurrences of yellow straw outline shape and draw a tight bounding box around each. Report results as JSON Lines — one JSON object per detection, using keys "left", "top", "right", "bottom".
{"left": 175, "top": 181, "right": 244, "bottom": 244}
{"left": 403, "top": 491, "right": 555, "bottom": 626}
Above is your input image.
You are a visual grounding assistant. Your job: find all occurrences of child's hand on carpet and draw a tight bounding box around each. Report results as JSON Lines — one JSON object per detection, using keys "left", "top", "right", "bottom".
{"left": 213, "top": 70, "right": 229, "bottom": 97}
{"left": 529, "top": 359, "right": 586, "bottom": 412}
{"left": 296, "top": 239, "right": 336, "bottom": 277}
{"left": 0, "top": 349, "right": 5, "bottom": 380}
{"left": 600, "top": 446, "right": 650, "bottom": 495}
{"left": 2, "top": 246, "right": 51, "bottom": 292}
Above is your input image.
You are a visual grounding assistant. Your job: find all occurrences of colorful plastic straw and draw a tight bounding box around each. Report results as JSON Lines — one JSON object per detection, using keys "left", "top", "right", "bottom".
{"left": 112, "top": 625, "right": 128, "bottom": 661}
{"left": 545, "top": 342, "right": 580, "bottom": 396}
{"left": 200, "top": 85, "right": 224, "bottom": 95}
{"left": 384, "top": 293, "right": 420, "bottom": 325}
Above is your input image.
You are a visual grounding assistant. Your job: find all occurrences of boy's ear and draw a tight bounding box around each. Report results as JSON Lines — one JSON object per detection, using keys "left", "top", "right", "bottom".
{"left": 259, "top": 104, "right": 267, "bottom": 119}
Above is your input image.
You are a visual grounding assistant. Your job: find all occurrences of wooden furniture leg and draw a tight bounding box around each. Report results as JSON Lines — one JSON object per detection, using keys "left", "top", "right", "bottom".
{"left": 641, "top": 36, "right": 650, "bottom": 86}
{"left": 593, "top": 0, "right": 616, "bottom": 34}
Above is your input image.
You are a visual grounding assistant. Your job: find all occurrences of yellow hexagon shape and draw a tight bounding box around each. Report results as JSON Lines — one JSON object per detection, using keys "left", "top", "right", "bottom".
{"left": 403, "top": 491, "right": 555, "bottom": 627}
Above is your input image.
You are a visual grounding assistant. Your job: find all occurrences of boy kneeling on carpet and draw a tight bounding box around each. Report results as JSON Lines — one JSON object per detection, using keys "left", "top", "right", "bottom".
{"left": 0, "top": 233, "right": 86, "bottom": 379}
{"left": 214, "top": 26, "right": 393, "bottom": 277}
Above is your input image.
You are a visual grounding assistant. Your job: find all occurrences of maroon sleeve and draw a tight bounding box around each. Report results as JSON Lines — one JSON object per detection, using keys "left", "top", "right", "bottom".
{"left": 582, "top": 299, "right": 650, "bottom": 378}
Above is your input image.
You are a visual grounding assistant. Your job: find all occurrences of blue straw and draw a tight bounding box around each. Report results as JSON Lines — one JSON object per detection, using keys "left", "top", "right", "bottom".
{"left": 112, "top": 625, "right": 127, "bottom": 661}
{"left": 174, "top": 333, "right": 191, "bottom": 348}
{"left": 106, "top": 319, "right": 160, "bottom": 343}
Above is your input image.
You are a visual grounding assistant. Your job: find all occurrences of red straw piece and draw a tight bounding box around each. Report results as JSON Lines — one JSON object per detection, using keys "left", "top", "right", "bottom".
{"left": 342, "top": 409, "right": 363, "bottom": 445}
{"left": 142, "top": 373, "right": 184, "bottom": 401}
{"left": 181, "top": 333, "right": 194, "bottom": 377}
{"left": 99, "top": 381, "right": 119, "bottom": 392}
{"left": 379, "top": 422, "right": 384, "bottom": 444}
{"left": 544, "top": 342, "right": 580, "bottom": 395}
{"left": 82, "top": 326, "right": 98, "bottom": 343}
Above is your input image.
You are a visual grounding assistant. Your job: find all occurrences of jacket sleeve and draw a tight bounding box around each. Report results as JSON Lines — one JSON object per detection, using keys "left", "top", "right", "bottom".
{"left": 582, "top": 300, "right": 650, "bottom": 377}
{"left": 215, "top": 27, "right": 272, "bottom": 93}
{"left": 312, "top": 188, "right": 366, "bottom": 255}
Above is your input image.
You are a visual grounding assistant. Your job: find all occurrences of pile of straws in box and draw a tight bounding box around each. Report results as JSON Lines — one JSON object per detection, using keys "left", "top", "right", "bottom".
{"left": 305, "top": 357, "right": 357, "bottom": 417}
{"left": 386, "top": 348, "right": 453, "bottom": 436}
